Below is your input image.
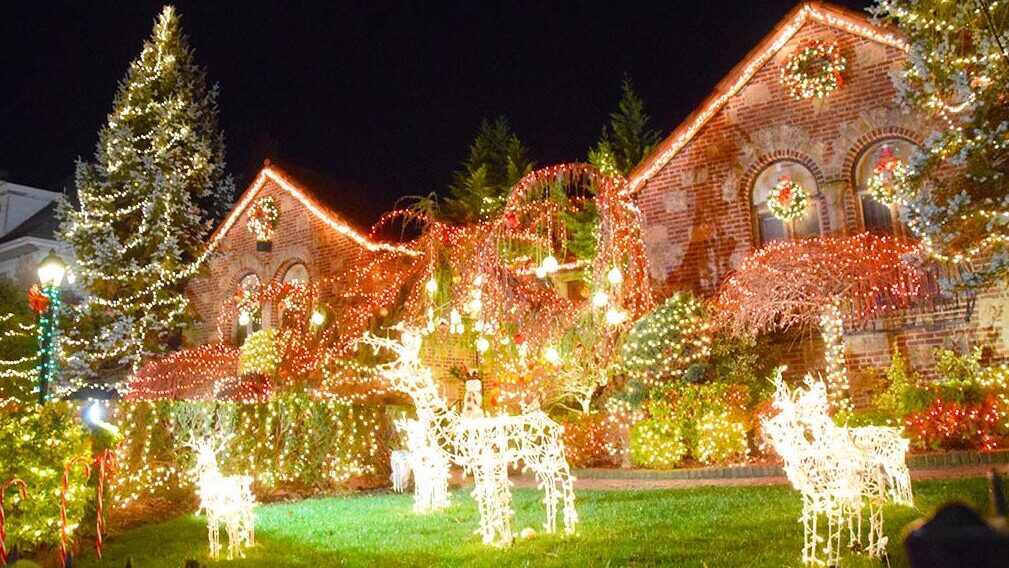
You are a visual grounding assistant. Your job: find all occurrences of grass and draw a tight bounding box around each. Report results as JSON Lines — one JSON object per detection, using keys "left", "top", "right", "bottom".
{"left": 79, "top": 477, "right": 990, "bottom": 568}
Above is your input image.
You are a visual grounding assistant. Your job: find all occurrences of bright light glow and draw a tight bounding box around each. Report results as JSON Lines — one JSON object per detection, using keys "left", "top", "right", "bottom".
{"left": 86, "top": 402, "right": 103, "bottom": 425}
{"left": 762, "top": 371, "right": 913, "bottom": 566}
{"left": 475, "top": 337, "right": 490, "bottom": 353}
{"left": 540, "top": 255, "right": 559, "bottom": 274}
{"left": 543, "top": 346, "right": 561, "bottom": 365}
{"left": 534, "top": 266, "right": 547, "bottom": 279}
{"left": 606, "top": 267, "right": 623, "bottom": 285}
{"left": 425, "top": 278, "right": 438, "bottom": 294}
{"left": 310, "top": 309, "right": 326, "bottom": 326}
{"left": 604, "top": 307, "right": 627, "bottom": 326}
{"left": 237, "top": 311, "right": 251, "bottom": 326}
{"left": 591, "top": 291, "right": 609, "bottom": 308}
{"left": 190, "top": 438, "right": 257, "bottom": 559}
{"left": 37, "top": 249, "right": 67, "bottom": 287}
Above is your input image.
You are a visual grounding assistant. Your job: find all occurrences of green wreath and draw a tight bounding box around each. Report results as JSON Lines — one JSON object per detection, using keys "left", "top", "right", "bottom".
{"left": 767, "top": 177, "right": 810, "bottom": 221}
{"left": 780, "top": 39, "right": 845, "bottom": 99}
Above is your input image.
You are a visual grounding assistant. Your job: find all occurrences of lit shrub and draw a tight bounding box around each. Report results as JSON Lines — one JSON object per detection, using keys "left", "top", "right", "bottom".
{"left": 0, "top": 403, "right": 92, "bottom": 550}
{"left": 629, "top": 419, "right": 687, "bottom": 469}
{"left": 695, "top": 410, "right": 748, "bottom": 464}
{"left": 559, "top": 413, "right": 613, "bottom": 468}
{"left": 238, "top": 329, "right": 280, "bottom": 376}
{"left": 619, "top": 292, "right": 711, "bottom": 386}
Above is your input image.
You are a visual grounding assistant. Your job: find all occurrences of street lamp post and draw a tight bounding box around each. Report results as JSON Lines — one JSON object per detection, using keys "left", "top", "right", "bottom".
{"left": 36, "top": 248, "right": 67, "bottom": 405}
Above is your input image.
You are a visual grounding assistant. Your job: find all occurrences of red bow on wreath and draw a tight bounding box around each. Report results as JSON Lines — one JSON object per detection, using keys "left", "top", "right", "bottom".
{"left": 27, "top": 284, "right": 49, "bottom": 314}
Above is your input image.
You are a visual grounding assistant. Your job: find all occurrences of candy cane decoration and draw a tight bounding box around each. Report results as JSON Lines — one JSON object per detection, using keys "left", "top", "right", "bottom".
{"left": 60, "top": 457, "right": 91, "bottom": 568}
{"left": 94, "top": 450, "right": 115, "bottom": 559}
{"left": 1, "top": 479, "right": 28, "bottom": 566}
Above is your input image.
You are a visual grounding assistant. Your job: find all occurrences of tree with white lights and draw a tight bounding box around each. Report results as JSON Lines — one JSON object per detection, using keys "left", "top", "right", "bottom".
{"left": 872, "top": 0, "right": 1008, "bottom": 288}
{"left": 60, "top": 6, "right": 234, "bottom": 387}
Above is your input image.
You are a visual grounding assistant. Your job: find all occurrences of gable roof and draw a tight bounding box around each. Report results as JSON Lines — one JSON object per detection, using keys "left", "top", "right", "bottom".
{"left": 0, "top": 201, "right": 60, "bottom": 245}
{"left": 207, "top": 163, "right": 418, "bottom": 256}
{"left": 625, "top": 1, "right": 908, "bottom": 195}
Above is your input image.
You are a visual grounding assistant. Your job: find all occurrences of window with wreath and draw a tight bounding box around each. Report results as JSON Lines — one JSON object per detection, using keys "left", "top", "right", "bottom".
{"left": 853, "top": 138, "right": 916, "bottom": 235}
{"left": 751, "top": 161, "right": 821, "bottom": 245}
{"left": 234, "top": 273, "right": 261, "bottom": 345}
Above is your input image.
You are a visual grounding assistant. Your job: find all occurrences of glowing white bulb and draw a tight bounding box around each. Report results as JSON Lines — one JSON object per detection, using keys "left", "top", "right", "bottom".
{"left": 468, "top": 298, "right": 483, "bottom": 313}
{"left": 606, "top": 267, "right": 624, "bottom": 285}
{"left": 425, "top": 278, "right": 438, "bottom": 294}
{"left": 535, "top": 267, "right": 547, "bottom": 279}
{"left": 591, "top": 291, "right": 609, "bottom": 308}
{"left": 605, "top": 307, "right": 627, "bottom": 326}
{"left": 86, "top": 401, "right": 103, "bottom": 425}
{"left": 476, "top": 337, "right": 490, "bottom": 353}
{"left": 310, "top": 309, "right": 326, "bottom": 326}
{"left": 541, "top": 255, "right": 559, "bottom": 273}
{"left": 238, "top": 311, "right": 251, "bottom": 326}
{"left": 544, "top": 346, "right": 561, "bottom": 365}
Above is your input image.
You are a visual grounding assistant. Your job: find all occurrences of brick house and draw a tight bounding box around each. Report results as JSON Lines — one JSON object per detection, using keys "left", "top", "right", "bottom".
{"left": 627, "top": 2, "right": 1009, "bottom": 394}
{"left": 185, "top": 162, "right": 415, "bottom": 346}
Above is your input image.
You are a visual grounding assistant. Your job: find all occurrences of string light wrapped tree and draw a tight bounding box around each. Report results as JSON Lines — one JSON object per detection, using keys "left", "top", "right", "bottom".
{"left": 718, "top": 232, "right": 930, "bottom": 413}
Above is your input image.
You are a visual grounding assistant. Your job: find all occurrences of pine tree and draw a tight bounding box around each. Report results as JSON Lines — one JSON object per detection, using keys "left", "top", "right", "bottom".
{"left": 872, "top": 0, "right": 1008, "bottom": 288}
{"left": 443, "top": 117, "right": 533, "bottom": 224}
{"left": 60, "top": 6, "right": 234, "bottom": 385}
{"left": 588, "top": 78, "right": 660, "bottom": 177}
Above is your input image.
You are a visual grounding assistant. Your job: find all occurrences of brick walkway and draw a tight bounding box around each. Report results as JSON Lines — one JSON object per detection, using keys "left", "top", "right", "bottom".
{"left": 486, "top": 464, "right": 1008, "bottom": 491}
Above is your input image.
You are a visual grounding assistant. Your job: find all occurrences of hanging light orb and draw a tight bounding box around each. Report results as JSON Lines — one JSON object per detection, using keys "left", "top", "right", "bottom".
{"left": 541, "top": 255, "right": 559, "bottom": 274}
{"left": 606, "top": 267, "right": 624, "bottom": 285}
{"left": 238, "top": 311, "right": 251, "bottom": 326}
{"left": 310, "top": 308, "right": 326, "bottom": 326}
{"left": 544, "top": 346, "right": 561, "bottom": 365}
{"left": 534, "top": 266, "right": 547, "bottom": 279}
{"left": 476, "top": 337, "right": 490, "bottom": 353}
{"left": 605, "top": 307, "right": 628, "bottom": 326}
{"left": 425, "top": 278, "right": 438, "bottom": 294}
{"left": 591, "top": 291, "right": 609, "bottom": 308}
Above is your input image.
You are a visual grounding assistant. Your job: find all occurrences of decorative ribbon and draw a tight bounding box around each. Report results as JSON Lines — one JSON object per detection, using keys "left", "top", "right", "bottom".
{"left": 94, "top": 449, "right": 116, "bottom": 559}
{"left": 60, "top": 457, "right": 91, "bottom": 568}
{"left": 0, "top": 479, "right": 28, "bottom": 566}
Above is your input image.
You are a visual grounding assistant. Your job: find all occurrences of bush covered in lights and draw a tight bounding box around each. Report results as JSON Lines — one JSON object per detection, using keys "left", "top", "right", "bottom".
{"left": 237, "top": 329, "right": 280, "bottom": 377}
{"left": 869, "top": 348, "right": 1009, "bottom": 452}
{"left": 0, "top": 403, "right": 92, "bottom": 549}
{"left": 618, "top": 292, "right": 710, "bottom": 385}
{"left": 110, "top": 395, "right": 388, "bottom": 509}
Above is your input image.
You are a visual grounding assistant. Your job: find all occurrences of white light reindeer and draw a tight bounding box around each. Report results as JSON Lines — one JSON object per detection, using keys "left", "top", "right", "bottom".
{"left": 362, "top": 330, "right": 578, "bottom": 547}
{"left": 189, "top": 438, "right": 257, "bottom": 559}
{"left": 762, "top": 370, "right": 913, "bottom": 566}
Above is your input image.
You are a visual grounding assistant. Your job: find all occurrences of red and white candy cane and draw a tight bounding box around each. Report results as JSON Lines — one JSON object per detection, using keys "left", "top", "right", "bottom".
{"left": 1, "top": 478, "right": 28, "bottom": 566}
{"left": 60, "top": 457, "right": 91, "bottom": 568}
{"left": 94, "top": 449, "right": 116, "bottom": 559}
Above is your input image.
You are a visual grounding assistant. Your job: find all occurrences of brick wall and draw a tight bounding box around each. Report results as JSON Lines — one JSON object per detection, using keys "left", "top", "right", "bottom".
{"left": 635, "top": 18, "right": 1009, "bottom": 385}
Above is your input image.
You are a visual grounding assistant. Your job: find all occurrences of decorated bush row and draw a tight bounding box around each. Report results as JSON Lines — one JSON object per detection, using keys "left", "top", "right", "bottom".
{"left": 110, "top": 395, "right": 390, "bottom": 510}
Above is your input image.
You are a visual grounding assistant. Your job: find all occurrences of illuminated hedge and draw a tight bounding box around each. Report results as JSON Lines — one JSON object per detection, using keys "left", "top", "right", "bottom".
{"left": 0, "top": 403, "right": 92, "bottom": 550}
{"left": 629, "top": 419, "right": 687, "bottom": 468}
{"left": 619, "top": 292, "right": 711, "bottom": 386}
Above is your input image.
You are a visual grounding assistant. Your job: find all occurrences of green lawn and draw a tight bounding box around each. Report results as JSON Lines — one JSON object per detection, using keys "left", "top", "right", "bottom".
{"left": 80, "top": 477, "right": 990, "bottom": 567}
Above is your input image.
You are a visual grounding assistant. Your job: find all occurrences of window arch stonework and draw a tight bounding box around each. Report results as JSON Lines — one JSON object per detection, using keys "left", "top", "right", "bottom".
{"left": 743, "top": 152, "right": 827, "bottom": 247}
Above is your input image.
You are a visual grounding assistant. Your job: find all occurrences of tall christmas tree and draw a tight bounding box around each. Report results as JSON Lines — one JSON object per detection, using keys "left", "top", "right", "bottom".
{"left": 873, "top": 0, "right": 1008, "bottom": 288}
{"left": 60, "top": 5, "right": 234, "bottom": 388}
{"left": 444, "top": 117, "right": 533, "bottom": 224}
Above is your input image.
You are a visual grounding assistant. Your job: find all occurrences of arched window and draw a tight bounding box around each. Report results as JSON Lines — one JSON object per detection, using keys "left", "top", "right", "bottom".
{"left": 751, "top": 161, "right": 821, "bottom": 245}
{"left": 853, "top": 138, "right": 916, "bottom": 235}
{"left": 282, "top": 262, "right": 309, "bottom": 283}
{"left": 235, "top": 273, "right": 261, "bottom": 345}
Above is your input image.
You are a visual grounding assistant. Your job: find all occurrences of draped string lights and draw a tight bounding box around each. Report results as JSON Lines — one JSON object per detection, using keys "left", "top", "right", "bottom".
{"left": 762, "top": 372, "right": 912, "bottom": 566}
{"left": 719, "top": 232, "right": 931, "bottom": 411}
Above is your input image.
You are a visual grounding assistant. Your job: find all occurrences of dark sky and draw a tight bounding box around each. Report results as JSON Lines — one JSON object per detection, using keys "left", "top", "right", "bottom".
{"left": 1, "top": 0, "right": 871, "bottom": 225}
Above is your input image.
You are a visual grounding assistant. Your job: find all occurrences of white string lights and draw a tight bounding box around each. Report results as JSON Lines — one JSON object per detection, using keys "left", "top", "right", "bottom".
{"left": 189, "top": 437, "right": 257, "bottom": 560}
{"left": 762, "top": 371, "right": 913, "bottom": 566}
{"left": 363, "top": 330, "right": 578, "bottom": 546}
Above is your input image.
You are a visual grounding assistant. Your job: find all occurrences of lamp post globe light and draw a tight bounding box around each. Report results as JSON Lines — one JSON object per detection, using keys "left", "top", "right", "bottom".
{"left": 36, "top": 248, "right": 67, "bottom": 405}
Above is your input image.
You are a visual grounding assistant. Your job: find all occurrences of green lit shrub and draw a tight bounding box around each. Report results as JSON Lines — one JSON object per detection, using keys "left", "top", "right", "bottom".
{"left": 238, "top": 329, "right": 280, "bottom": 376}
{"left": 629, "top": 419, "right": 687, "bottom": 468}
{"left": 0, "top": 403, "right": 92, "bottom": 550}
{"left": 619, "top": 292, "right": 711, "bottom": 385}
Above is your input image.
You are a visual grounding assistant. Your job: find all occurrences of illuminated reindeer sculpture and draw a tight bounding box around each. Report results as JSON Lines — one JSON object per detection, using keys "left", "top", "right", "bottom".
{"left": 362, "top": 330, "right": 578, "bottom": 546}
{"left": 189, "top": 437, "right": 257, "bottom": 559}
{"left": 762, "top": 371, "right": 912, "bottom": 566}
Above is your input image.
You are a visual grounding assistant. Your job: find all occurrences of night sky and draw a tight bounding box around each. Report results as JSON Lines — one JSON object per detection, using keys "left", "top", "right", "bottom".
{"left": 1, "top": 0, "right": 871, "bottom": 225}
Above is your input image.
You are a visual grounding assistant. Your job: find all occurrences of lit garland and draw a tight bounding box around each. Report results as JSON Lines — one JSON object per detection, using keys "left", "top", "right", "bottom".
{"left": 780, "top": 39, "right": 846, "bottom": 99}
{"left": 247, "top": 196, "right": 279, "bottom": 243}
{"left": 762, "top": 372, "right": 913, "bottom": 566}
{"left": 33, "top": 284, "right": 61, "bottom": 404}
{"left": 866, "top": 147, "right": 911, "bottom": 204}
{"left": 766, "top": 176, "right": 810, "bottom": 221}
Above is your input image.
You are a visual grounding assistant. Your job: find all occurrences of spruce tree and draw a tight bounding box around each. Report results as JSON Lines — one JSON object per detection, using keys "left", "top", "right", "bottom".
{"left": 444, "top": 117, "right": 533, "bottom": 224}
{"left": 60, "top": 6, "right": 234, "bottom": 385}
{"left": 589, "top": 78, "right": 660, "bottom": 176}
{"left": 872, "top": 0, "right": 1008, "bottom": 288}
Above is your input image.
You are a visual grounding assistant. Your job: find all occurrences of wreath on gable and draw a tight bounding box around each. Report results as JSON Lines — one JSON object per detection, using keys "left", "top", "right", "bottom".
{"left": 767, "top": 176, "right": 811, "bottom": 221}
{"left": 866, "top": 147, "right": 911, "bottom": 204}
{"left": 248, "top": 197, "right": 280, "bottom": 242}
{"left": 780, "top": 39, "right": 846, "bottom": 100}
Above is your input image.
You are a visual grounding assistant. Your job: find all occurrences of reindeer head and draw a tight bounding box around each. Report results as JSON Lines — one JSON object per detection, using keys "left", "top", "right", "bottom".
{"left": 187, "top": 435, "right": 232, "bottom": 477}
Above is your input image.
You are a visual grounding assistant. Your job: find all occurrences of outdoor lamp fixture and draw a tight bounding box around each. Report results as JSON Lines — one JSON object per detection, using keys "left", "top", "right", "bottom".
{"left": 36, "top": 248, "right": 67, "bottom": 404}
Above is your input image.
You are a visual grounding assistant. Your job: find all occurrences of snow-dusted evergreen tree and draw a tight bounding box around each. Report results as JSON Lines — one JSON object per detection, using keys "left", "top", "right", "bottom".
{"left": 873, "top": 0, "right": 1008, "bottom": 288}
{"left": 60, "top": 5, "right": 234, "bottom": 387}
